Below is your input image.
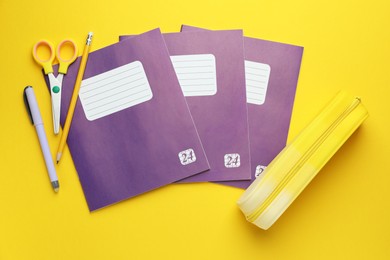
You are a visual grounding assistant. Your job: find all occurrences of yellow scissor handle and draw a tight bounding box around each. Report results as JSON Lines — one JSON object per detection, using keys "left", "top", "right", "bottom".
{"left": 57, "top": 39, "right": 78, "bottom": 75}
{"left": 32, "top": 40, "right": 55, "bottom": 75}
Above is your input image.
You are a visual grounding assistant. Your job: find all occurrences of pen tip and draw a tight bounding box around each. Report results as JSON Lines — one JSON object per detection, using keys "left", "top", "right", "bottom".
{"left": 52, "top": 181, "right": 59, "bottom": 193}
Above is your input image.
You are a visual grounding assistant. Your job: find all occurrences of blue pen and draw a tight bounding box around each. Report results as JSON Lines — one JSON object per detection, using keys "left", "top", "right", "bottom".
{"left": 23, "top": 86, "right": 59, "bottom": 192}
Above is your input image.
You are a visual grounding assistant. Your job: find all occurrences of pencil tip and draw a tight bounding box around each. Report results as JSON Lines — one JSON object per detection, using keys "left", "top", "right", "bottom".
{"left": 56, "top": 153, "right": 62, "bottom": 164}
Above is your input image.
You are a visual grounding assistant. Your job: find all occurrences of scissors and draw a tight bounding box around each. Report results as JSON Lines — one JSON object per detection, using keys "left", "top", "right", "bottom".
{"left": 32, "top": 39, "right": 78, "bottom": 135}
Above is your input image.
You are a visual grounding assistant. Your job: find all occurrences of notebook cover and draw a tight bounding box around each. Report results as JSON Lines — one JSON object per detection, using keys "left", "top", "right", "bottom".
{"left": 181, "top": 25, "right": 303, "bottom": 188}
{"left": 121, "top": 30, "right": 251, "bottom": 182}
{"left": 47, "top": 28, "right": 210, "bottom": 211}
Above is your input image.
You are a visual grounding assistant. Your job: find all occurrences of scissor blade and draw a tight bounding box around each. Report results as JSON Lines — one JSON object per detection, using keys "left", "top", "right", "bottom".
{"left": 48, "top": 73, "right": 61, "bottom": 135}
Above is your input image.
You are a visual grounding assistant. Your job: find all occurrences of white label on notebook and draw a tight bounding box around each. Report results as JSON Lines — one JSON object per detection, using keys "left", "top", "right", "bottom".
{"left": 245, "top": 60, "right": 271, "bottom": 105}
{"left": 170, "top": 54, "right": 217, "bottom": 97}
{"left": 224, "top": 153, "right": 241, "bottom": 168}
{"left": 178, "top": 149, "right": 197, "bottom": 165}
{"left": 255, "top": 165, "right": 267, "bottom": 178}
{"left": 79, "top": 61, "right": 153, "bottom": 121}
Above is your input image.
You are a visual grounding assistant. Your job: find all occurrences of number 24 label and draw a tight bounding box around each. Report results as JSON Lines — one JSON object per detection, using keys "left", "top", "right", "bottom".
{"left": 178, "top": 149, "right": 197, "bottom": 165}
{"left": 255, "top": 165, "right": 267, "bottom": 178}
{"left": 224, "top": 153, "right": 241, "bottom": 168}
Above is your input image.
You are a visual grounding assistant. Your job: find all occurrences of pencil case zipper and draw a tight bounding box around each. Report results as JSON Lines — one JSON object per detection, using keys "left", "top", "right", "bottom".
{"left": 237, "top": 91, "right": 368, "bottom": 229}
{"left": 247, "top": 97, "right": 360, "bottom": 222}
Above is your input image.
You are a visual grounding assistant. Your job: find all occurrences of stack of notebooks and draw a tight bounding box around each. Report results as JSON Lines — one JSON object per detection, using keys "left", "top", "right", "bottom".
{"left": 49, "top": 25, "right": 303, "bottom": 211}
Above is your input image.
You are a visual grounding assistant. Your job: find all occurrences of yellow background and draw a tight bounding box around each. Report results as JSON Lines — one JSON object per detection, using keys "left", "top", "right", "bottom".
{"left": 1, "top": 0, "right": 389, "bottom": 259}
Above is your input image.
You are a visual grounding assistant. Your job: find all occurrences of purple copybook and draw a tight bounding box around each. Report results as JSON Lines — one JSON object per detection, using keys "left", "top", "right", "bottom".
{"left": 47, "top": 28, "right": 209, "bottom": 211}
{"left": 120, "top": 30, "right": 251, "bottom": 183}
{"left": 181, "top": 25, "right": 304, "bottom": 188}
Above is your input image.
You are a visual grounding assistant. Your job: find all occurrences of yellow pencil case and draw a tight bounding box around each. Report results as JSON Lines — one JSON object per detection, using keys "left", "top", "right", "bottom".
{"left": 237, "top": 91, "right": 368, "bottom": 230}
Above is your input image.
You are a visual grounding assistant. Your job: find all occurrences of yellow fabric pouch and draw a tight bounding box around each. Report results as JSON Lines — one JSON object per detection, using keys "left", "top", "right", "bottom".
{"left": 237, "top": 91, "right": 368, "bottom": 230}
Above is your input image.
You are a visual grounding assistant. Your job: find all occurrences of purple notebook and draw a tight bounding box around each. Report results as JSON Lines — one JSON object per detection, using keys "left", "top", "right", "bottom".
{"left": 181, "top": 25, "right": 304, "bottom": 188}
{"left": 120, "top": 30, "right": 251, "bottom": 183}
{"left": 47, "top": 28, "right": 209, "bottom": 211}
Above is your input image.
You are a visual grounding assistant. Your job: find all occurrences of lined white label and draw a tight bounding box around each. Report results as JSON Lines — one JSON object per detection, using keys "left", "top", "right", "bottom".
{"left": 245, "top": 60, "right": 271, "bottom": 105}
{"left": 224, "top": 153, "right": 241, "bottom": 168}
{"left": 79, "top": 61, "right": 153, "bottom": 121}
{"left": 178, "top": 149, "right": 197, "bottom": 165}
{"left": 170, "top": 54, "right": 217, "bottom": 97}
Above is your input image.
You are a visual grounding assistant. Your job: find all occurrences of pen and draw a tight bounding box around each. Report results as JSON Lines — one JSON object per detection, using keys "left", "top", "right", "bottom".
{"left": 23, "top": 86, "right": 59, "bottom": 192}
{"left": 56, "top": 32, "right": 93, "bottom": 163}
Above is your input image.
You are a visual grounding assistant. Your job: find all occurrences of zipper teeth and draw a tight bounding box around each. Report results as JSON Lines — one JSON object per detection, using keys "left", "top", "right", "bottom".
{"left": 247, "top": 98, "right": 361, "bottom": 222}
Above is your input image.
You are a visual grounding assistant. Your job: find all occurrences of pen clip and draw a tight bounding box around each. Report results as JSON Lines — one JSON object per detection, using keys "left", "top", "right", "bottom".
{"left": 23, "top": 86, "right": 34, "bottom": 125}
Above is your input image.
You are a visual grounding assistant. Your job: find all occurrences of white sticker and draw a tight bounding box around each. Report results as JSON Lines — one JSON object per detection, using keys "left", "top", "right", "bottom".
{"left": 245, "top": 60, "right": 271, "bottom": 105}
{"left": 255, "top": 165, "right": 267, "bottom": 178}
{"left": 170, "top": 54, "right": 217, "bottom": 97}
{"left": 178, "top": 149, "right": 197, "bottom": 165}
{"left": 79, "top": 61, "right": 153, "bottom": 121}
{"left": 224, "top": 153, "right": 241, "bottom": 168}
